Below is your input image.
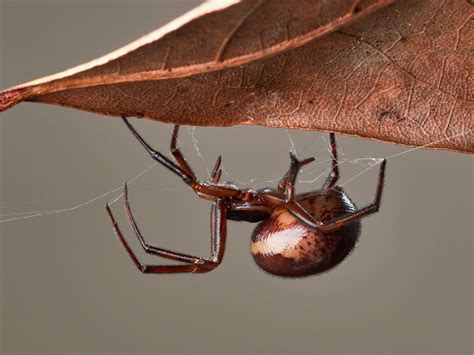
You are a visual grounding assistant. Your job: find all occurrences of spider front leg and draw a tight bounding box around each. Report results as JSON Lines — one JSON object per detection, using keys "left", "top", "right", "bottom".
{"left": 121, "top": 115, "right": 193, "bottom": 183}
{"left": 210, "top": 155, "right": 222, "bottom": 184}
{"left": 171, "top": 124, "right": 222, "bottom": 184}
{"left": 105, "top": 188, "right": 227, "bottom": 274}
{"left": 170, "top": 125, "right": 196, "bottom": 180}
{"left": 121, "top": 115, "right": 240, "bottom": 199}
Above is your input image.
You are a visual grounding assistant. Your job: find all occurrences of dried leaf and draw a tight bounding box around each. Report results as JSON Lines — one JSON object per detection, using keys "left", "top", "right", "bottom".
{"left": 1, "top": 0, "right": 472, "bottom": 153}
{"left": 0, "top": 0, "right": 390, "bottom": 108}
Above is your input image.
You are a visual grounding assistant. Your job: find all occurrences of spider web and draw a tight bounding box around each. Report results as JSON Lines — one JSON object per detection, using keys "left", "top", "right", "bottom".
{"left": 0, "top": 129, "right": 471, "bottom": 224}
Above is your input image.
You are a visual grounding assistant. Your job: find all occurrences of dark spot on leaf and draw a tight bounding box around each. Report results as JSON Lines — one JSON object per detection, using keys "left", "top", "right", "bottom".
{"left": 308, "top": 99, "right": 314, "bottom": 104}
{"left": 353, "top": 6, "right": 362, "bottom": 14}
{"left": 377, "top": 107, "right": 406, "bottom": 124}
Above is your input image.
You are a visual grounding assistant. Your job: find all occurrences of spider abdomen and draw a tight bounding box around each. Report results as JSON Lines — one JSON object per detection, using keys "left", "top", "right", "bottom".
{"left": 250, "top": 189, "right": 361, "bottom": 277}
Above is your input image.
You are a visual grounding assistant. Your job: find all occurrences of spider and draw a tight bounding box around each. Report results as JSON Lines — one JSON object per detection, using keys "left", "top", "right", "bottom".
{"left": 106, "top": 116, "right": 386, "bottom": 277}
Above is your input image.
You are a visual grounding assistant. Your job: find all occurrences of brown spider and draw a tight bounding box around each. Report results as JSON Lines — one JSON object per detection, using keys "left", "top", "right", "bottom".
{"left": 106, "top": 116, "right": 386, "bottom": 277}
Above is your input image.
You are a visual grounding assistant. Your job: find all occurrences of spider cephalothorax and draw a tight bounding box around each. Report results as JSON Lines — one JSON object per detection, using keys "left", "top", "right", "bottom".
{"left": 106, "top": 116, "right": 386, "bottom": 277}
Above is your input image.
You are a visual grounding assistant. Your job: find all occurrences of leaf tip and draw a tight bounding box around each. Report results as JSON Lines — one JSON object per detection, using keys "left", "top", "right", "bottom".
{"left": 0, "top": 87, "right": 27, "bottom": 112}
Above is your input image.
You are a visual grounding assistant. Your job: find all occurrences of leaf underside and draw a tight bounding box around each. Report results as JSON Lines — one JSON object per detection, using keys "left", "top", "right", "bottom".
{"left": 1, "top": 0, "right": 472, "bottom": 153}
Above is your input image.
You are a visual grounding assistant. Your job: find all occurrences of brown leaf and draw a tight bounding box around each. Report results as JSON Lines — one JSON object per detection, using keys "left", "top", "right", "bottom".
{"left": 0, "top": 0, "right": 390, "bottom": 108}
{"left": 1, "top": 0, "right": 473, "bottom": 153}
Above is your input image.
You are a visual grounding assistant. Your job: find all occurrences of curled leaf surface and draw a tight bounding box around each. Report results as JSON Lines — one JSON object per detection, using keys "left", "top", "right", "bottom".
{"left": 1, "top": 0, "right": 472, "bottom": 153}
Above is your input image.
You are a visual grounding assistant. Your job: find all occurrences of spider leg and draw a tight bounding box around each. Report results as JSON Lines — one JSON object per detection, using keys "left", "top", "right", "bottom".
{"left": 287, "top": 159, "right": 386, "bottom": 232}
{"left": 209, "top": 197, "right": 227, "bottom": 262}
{"left": 172, "top": 124, "right": 223, "bottom": 184}
{"left": 278, "top": 153, "right": 315, "bottom": 202}
{"left": 105, "top": 191, "right": 227, "bottom": 274}
{"left": 121, "top": 115, "right": 193, "bottom": 183}
{"left": 170, "top": 125, "right": 196, "bottom": 180}
{"left": 122, "top": 183, "right": 200, "bottom": 263}
{"left": 322, "top": 133, "right": 340, "bottom": 191}
{"left": 122, "top": 115, "right": 243, "bottom": 199}
{"left": 210, "top": 155, "right": 222, "bottom": 184}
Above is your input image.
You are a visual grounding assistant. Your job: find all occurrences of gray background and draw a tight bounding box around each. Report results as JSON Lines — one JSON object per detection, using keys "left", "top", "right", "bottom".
{"left": 1, "top": 1, "right": 472, "bottom": 354}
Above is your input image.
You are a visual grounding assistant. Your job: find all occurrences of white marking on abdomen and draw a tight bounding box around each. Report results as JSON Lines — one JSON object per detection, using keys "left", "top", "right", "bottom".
{"left": 251, "top": 226, "right": 307, "bottom": 256}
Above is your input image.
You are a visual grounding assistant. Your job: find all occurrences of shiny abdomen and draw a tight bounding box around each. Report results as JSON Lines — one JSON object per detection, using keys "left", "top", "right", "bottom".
{"left": 250, "top": 187, "right": 361, "bottom": 277}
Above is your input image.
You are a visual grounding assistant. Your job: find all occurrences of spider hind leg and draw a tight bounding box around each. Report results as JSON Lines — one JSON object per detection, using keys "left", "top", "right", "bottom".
{"left": 286, "top": 158, "right": 387, "bottom": 232}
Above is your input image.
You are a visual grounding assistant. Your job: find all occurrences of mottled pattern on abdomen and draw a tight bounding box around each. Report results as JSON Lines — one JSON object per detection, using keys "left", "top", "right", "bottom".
{"left": 250, "top": 188, "right": 361, "bottom": 277}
